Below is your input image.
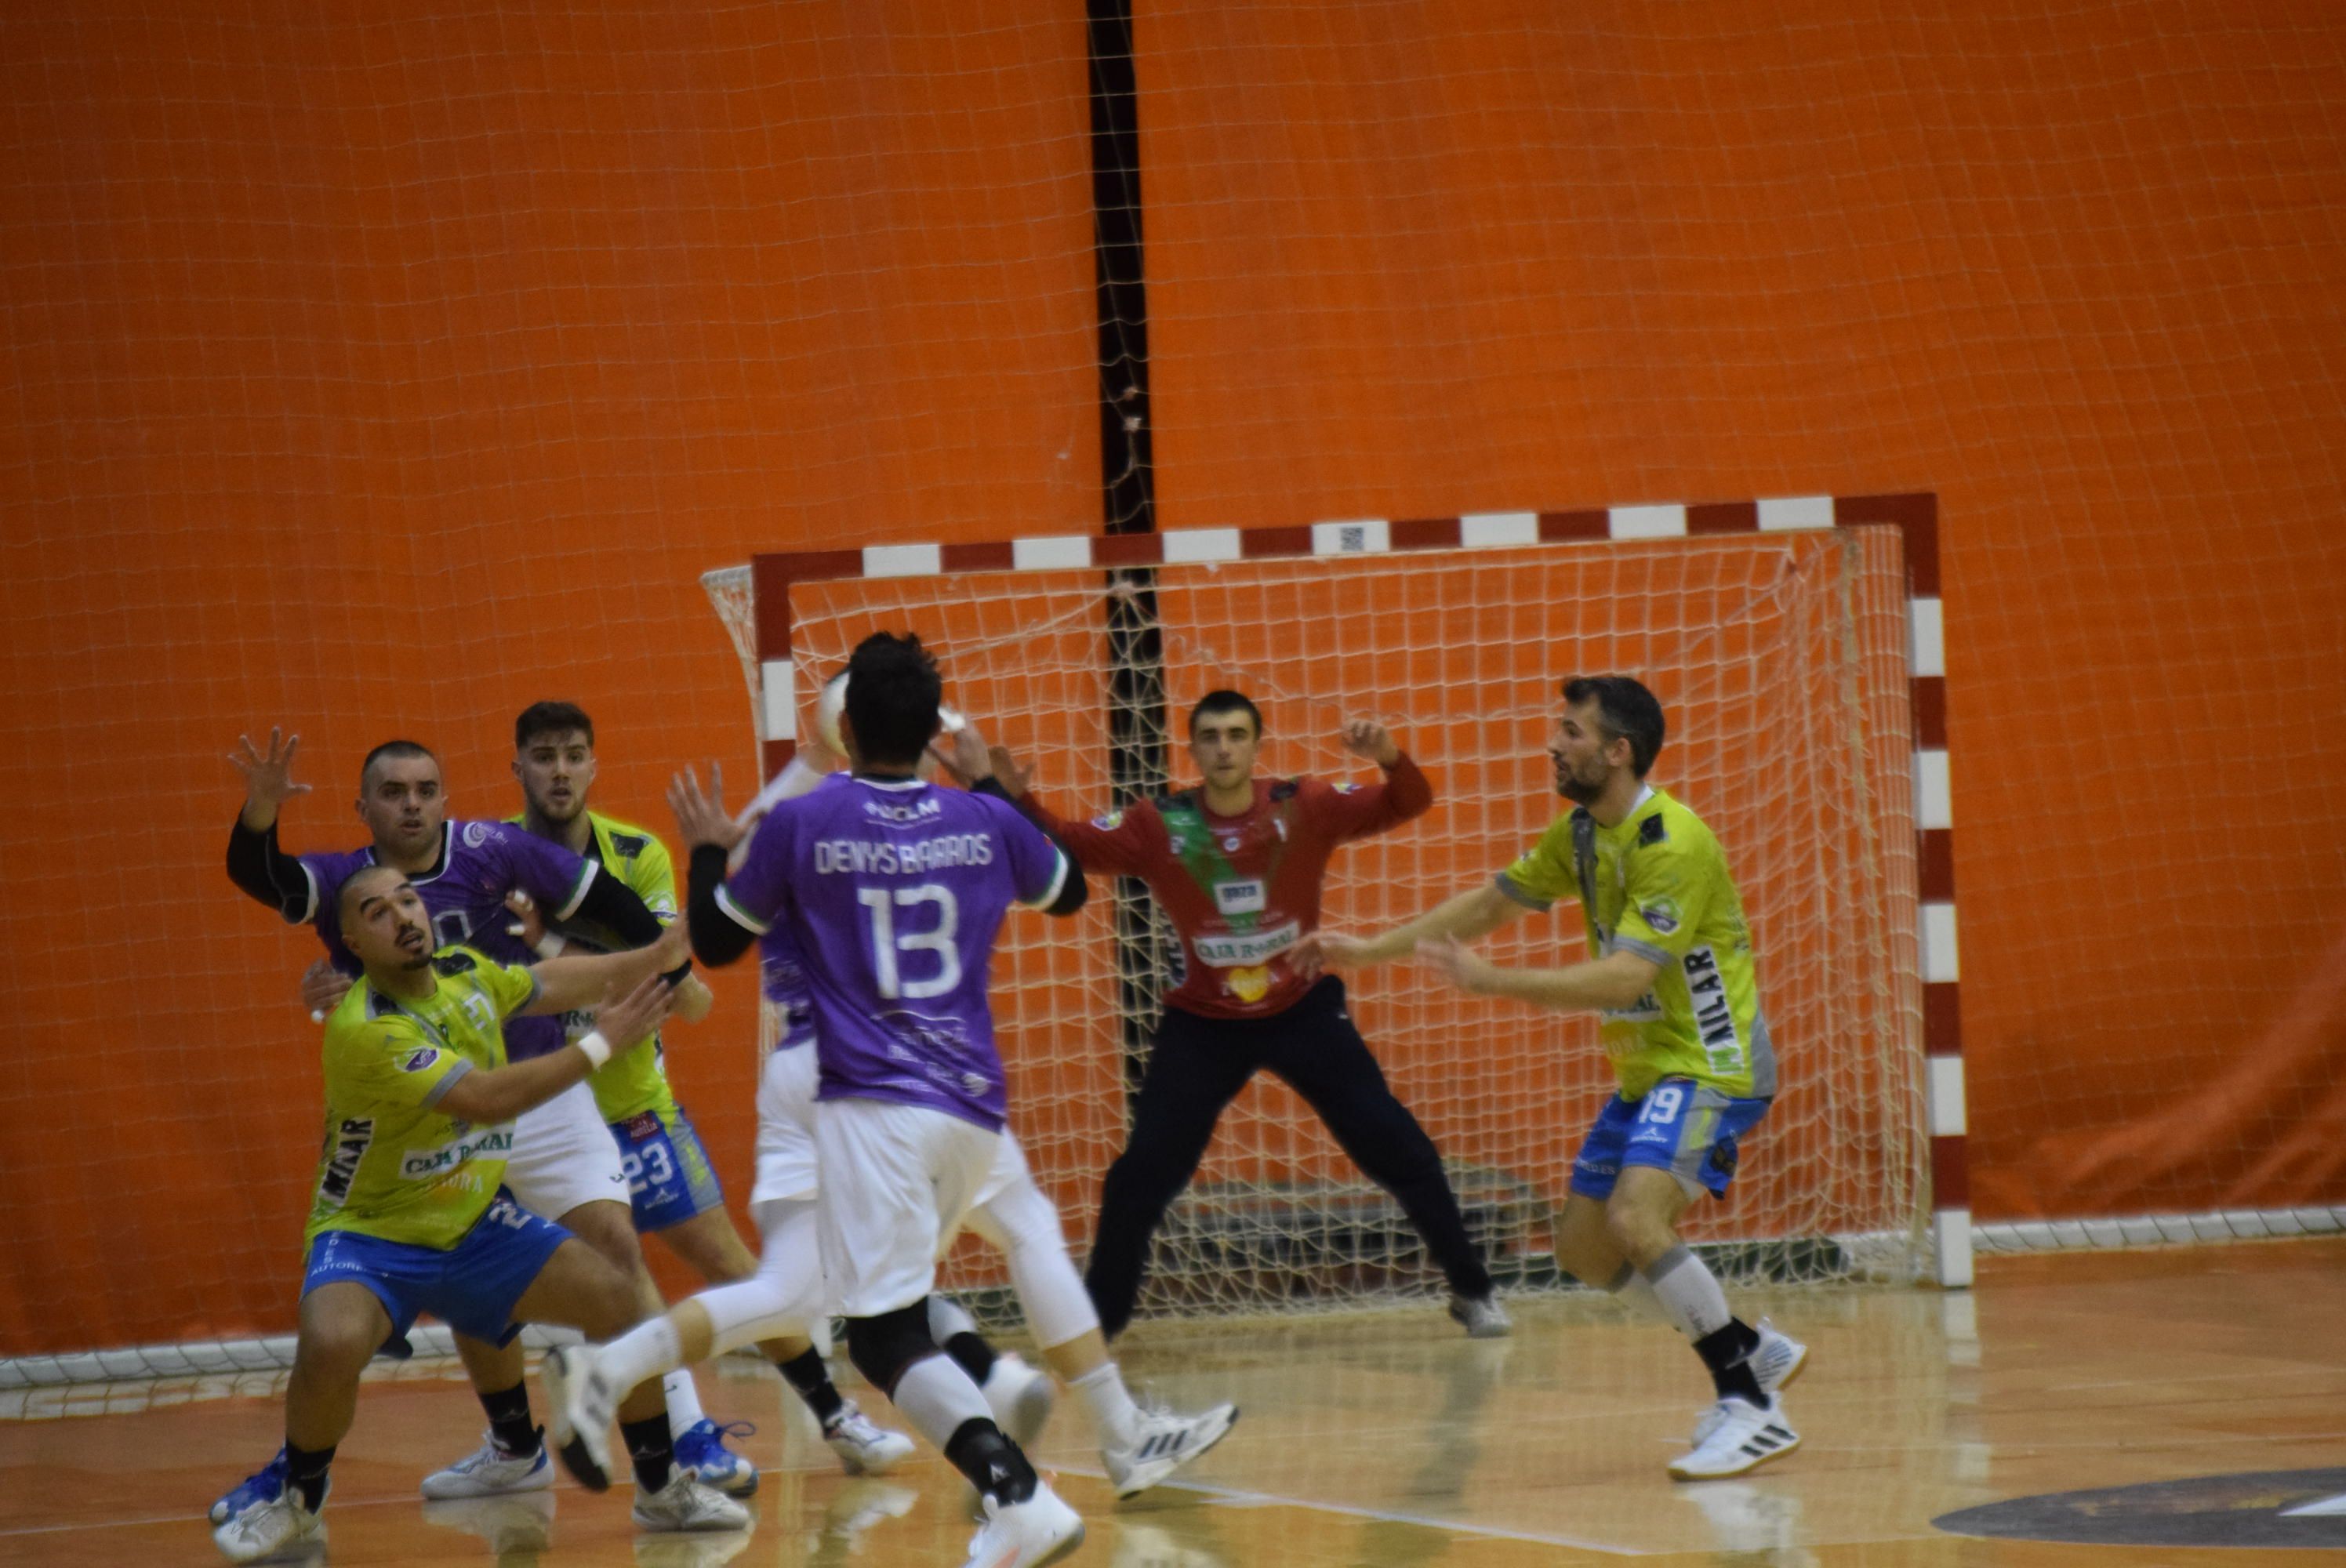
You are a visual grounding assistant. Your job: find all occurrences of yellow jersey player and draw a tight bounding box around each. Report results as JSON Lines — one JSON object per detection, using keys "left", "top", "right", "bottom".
{"left": 506, "top": 701, "right": 913, "bottom": 1480}
{"left": 209, "top": 867, "right": 747, "bottom": 1563}
{"left": 1305, "top": 676, "right": 1808, "bottom": 1481}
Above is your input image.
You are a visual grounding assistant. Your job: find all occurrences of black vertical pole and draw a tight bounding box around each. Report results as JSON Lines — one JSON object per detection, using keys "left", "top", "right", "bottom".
{"left": 1089, "top": 0, "right": 1168, "bottom": 1101}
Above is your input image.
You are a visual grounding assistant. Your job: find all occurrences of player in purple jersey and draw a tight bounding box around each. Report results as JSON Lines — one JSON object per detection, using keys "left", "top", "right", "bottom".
{"left": 223, "top": 730, "right": 721, "bottom": 1515}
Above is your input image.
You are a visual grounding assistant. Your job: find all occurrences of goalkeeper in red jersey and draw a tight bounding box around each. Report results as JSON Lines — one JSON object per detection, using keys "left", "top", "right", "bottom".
{"left": 989, "top": 691, "right": 1505, "bottom": 1338}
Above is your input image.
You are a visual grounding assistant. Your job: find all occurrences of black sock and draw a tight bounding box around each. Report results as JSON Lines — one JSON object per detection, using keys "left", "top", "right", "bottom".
{"left": 1694, "top": 1319, "right": 1766, "bottom": 1405}
{"left": 621, "top": 1414, "right": 674, "bottom": 1493}
{"left": 776, "top": 1347, "right": 846, "bottom": 1424}
{"left": 284, "top": 1443, "right": 334, "bottom": 1513}
{"left": 942, "top": 1417, "right": 1036, "bottom": 1506}
{"left": 478, "top": 1379, "right": 540, "bottom": 1457}
{"left": 942, "top": 1330, "right": 998, "bottom": 1387}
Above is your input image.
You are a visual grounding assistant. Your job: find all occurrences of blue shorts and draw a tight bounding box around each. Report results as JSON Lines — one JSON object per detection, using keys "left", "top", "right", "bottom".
{"left": 610, "top": 1105, "right": 725, "bottom": 1232}
{"left": 302, "top": 1191, "right": 570, "bottom": 1356}
{"left": 1571, "top": 1079, "right": 1772, "bottom": 1201}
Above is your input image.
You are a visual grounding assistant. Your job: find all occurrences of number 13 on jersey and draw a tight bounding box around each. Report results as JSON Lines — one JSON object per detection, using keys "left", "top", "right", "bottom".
{"left": 857, "top": 883, "right": 961, "bottom": 999}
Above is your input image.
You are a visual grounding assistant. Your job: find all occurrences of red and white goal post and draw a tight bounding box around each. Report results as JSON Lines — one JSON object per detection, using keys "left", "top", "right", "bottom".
{"left": 703, "top": 490, "right": 1970, "bottom": 1315}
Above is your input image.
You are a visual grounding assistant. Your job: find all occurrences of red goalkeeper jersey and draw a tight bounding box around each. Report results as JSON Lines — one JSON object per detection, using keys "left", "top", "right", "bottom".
{"left": 1022, "top": 755, "right": 1432, "bottom": 1020}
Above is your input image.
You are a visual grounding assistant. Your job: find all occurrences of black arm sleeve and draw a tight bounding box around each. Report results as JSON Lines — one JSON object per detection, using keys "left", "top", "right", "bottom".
{"left": 227, "top": 816, "right": 313, "bottom": 922}
{"left": 686, "top": 844, "right": 758, "bottom": 967}
{"left": 569, "top": 859, "right": 696, "bottom": 984}
{"left": 971, "top": 778, "right": 1089, "bottom": 918}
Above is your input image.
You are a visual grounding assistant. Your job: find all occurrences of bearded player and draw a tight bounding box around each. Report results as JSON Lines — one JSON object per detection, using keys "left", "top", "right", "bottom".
{"left": 1304, "top": 676, "right": 1807, "bottom": 1480}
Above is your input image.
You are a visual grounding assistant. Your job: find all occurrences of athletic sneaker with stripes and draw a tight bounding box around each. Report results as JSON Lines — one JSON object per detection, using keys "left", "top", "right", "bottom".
{"left": 1669, "top": 1395, "right": 1801, "bottom": 1480}
{"left": 1101, "top": 1400, "right": 1240, "bottom": 1498}
{"left": 1688, "top": 1316, "right": 1808, "bottom": 1450}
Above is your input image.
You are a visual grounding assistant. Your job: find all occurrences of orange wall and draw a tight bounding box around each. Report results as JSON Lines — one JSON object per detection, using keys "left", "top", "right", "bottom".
{"left": 4, "top": 2, "right": 2344, "bottom": 1354}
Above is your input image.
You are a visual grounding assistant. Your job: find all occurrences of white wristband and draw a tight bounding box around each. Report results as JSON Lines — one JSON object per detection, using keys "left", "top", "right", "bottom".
{"left": 533, "top": 932, "right": 568, "bottom": 959}
{"left": 575, "top": 1029, "right": 612, "bottom": 1069}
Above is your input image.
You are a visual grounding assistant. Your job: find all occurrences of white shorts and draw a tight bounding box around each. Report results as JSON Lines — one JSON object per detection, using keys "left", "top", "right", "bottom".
{"left": 750, "top": 1044, "right": 821, "bottom": 1207}
{"left": 503, "top": 1078, "right": 630, "bottom": 1222}
{"left": 813, "top": 1096, "right": 999, "bottom": 1319}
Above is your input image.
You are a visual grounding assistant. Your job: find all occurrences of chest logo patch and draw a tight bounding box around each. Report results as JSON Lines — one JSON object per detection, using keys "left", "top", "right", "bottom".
{"left": 1214, "top": 879, "right": 1266, "bottom": 916}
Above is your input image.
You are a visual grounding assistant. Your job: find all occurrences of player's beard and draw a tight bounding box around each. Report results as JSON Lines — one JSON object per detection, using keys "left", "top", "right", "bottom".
{"left": 1556, "top": 758, "right": 1608, "bottom": 804}
{"left": 530, "top": 786, "right": 583, "bottom": 825}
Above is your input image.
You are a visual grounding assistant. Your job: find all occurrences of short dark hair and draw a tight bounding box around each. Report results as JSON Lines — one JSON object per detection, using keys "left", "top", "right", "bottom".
{"left": 359, "top": 740, "right": 438, "bottom": 789}
{"left": 515, "top": 701, "right": 594, "bottom": 751}
{"left": 844, "top": 632, "right": 943, "bottom": 767}
{"left": 1187, "top": 690, "right": 1262, "bottom": 738}
{"left": 337, "top": 863, "right": 407, "bottom": 927}
{"left": 1563, "top": 676, "right": 1665, "bottom": 776}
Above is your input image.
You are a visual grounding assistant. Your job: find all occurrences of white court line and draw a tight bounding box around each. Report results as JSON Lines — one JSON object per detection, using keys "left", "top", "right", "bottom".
{"left": 1051, "top": 1461, "right": 1649, "bottom": 1555}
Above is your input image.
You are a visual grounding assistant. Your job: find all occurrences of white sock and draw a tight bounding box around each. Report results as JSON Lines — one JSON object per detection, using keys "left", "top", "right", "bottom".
{"left": 927, "top": 1294, "right": 980, "bottom": 1344}
{"left": 1606, "top": 1261, "right": 1672, "bottom": 1326}
{"left": 1071, "top": 1361, "right": 1142, "bottom": 1448}
{"left": 1640, "top": 1245, "right": 1733, "bottom": 1341}
{"left": 888, "top": 1352, "right": 995, "bottom": 1450}
{"left": 594, "top": 1316, "right": 684, "bottom": 1402}
{"left": 663, "top": 1369, "right": 706, "bottom": 1439}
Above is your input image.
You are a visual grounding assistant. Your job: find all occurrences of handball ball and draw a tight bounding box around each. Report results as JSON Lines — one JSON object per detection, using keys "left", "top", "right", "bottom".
{"left": 812, "top": 670, "right": 967, "bottom": 756}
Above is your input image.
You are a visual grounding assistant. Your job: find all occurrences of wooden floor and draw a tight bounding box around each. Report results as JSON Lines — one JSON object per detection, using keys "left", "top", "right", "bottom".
{"left": 6, "top": 1240, "right": 2344, "bottom": 1566}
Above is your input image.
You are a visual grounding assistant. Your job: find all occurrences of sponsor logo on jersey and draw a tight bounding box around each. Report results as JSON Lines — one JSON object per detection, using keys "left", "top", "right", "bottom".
{"left": 621, "top": 1111, "right": 661, "bottom": 1141}
{"left": 1213, "top": 878, "right": 1266, "bottom": 916}
{"left": 318, "top": 1116, "right": 375, "bottom": 1208}
{"left": 1220, "top": 836, "right": 1242, "bottom": 852}
{"left": 1334, "top": 781, "right": 1358, "bottom": 793}
{"left": 400, "top": 1047, "right": 439, "bottom": 1073}
{"left": 1227, "top": 964, "right": 1272, "bottom": 1003}
{"left": 1683, "top": 946, "right": 1741, "bottom": 1063}
{"left": 463, "top": 822, "right": 492, "bottom": 847}
{"left": 400, "top": 1125, "right": 514, "bottom": 1179}
{"left": 1640, "top": 897, "right": 1681, "bottom": 935}
{"left": 862, "top": 794, "right": 944, "bottom": 823}
{"left": 1192, "top": 920, "right": 1300, "bottom": 967}
{"left": 1091, "top": 810, "right": 1124, "bottom": 830}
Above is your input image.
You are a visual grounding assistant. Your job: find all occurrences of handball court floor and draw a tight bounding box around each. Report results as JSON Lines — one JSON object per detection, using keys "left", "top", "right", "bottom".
{"left": 5, "top": 1240, "right": 2343, "bottom": 1566}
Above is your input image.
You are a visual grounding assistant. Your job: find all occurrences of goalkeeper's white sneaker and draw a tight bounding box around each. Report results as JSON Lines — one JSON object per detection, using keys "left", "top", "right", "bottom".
{"left": 542, "top": 1343, "right": 619, "bottom": 1493}
{"left": 980, "top": 1353, "right": 1058, "bottom": 1449}
{"left": 1670, "top": 1396, "right": 1801, "bottom": 1481}
{"left": 632, "top": 1472, "right": 753, "bottom": 1533}
{"left": 1102, "top": 1401, "right": 1239, "bottom": 1499}
{"left": 1447, "top": 1292, "right": 1512, "bottom": 1339}
{"left": 419, "top": 1429, "right": 555, "bottom": 1499}
{"left": 963, "top": 1482, "right": 1084, "bottom": 1568}
{"left": 822, "top": 1399, "right": 917, "bottom": 1475}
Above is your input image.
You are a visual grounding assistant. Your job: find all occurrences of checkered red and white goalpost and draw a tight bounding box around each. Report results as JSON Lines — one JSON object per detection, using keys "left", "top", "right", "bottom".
{"left": 703, "top": 490, "right": 1965, "bottom": 1311}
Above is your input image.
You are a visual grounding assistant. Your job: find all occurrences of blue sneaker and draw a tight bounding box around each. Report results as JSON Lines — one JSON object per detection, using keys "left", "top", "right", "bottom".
{"left": 209, "top": 1448, "right": 287, "bottom": 1526}
{"left": 673, "top": 1419, "right": 758, "bottom": 1498}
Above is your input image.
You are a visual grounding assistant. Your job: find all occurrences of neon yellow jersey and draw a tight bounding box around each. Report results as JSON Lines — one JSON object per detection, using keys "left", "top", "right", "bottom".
{"left": 306, "top": 945, "right": 539, "bottom": 1249}
{"left": 508, "top": 810, "right": 680, "bottom": 1123}
{"left": 1497, "top": 787, "right": 1776, "bottom": 1100}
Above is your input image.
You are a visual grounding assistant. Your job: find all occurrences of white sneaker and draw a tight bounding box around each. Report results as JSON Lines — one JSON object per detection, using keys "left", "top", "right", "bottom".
{"left": 1447, "top": 1292, "right": 1512, "bottom": 1339}
{"left": 1750, "top": 1317, "right": 1808, "bottom": 1396}
{"left": 542, "top": 1343, "right": 619, "bottom": 1493}
{"left": 421, "top": 1492, "right": 557, "bottom": 1555}
{"left": 981, "top": 1353, "right": 1057, "bottom": 1448}
{"left": 212, "top": 1480, "right": 326, "bottom": 1563}
{"left": 419, "top": 1429, "right": 555, "bottom": 1499}
{"left": 633, "top": 1527, "right": 756, "bottom": 1567}
{"left": 963, "top": 1481, "right": 1084, "bottom": 1568}
{"left": 822, "top": 1399, "right": 917, "bottom": 1475}
{"left": 1102, "top": 1400, "right": 1239, "bottom": 1499}
{"left": 1670, "top": 1396, "right": 1801, "bottom": 1480}
{"left": 633, "top": 1472, "right": 754, "bottom": 1533}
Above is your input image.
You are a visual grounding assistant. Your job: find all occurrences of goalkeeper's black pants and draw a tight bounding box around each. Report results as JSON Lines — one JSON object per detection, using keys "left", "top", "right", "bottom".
{"left": 1084, "top": 975, "right": 1494, "bottom": 1339}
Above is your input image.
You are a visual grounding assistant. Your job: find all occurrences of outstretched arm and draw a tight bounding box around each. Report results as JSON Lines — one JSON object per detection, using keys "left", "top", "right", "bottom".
{"left": 670, "top": 764, "right": 762, "bottom": 968}
{"left": 521, "top": 922, "right": 692, "bottom": 1016}
{"left": 1299, "top": 880, "right": 1527, "bottom": 973}
{"left": 1416, "top": 938, "right": 1658, "bottom": 1011}
{"left": 438, "top": 973, "right": 671, "bottom": 1124}
{"left": 226, "top": 727, "right": 318, "bottom": 917}
{"left": 1314, "top": 719, "right": 1434, "bottom": 840}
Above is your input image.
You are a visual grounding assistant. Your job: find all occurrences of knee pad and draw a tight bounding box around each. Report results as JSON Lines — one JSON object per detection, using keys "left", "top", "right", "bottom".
{"left": 845, "top": 1300, "right": 939, "bottom": 1398}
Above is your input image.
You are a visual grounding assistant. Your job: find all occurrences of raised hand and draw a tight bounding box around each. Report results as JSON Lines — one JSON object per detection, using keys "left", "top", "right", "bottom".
{"left": 300, "top": 958, "right": 352, "bottom": 1022}
{"left": 503, "top": 889, "right": 550, "bottom": 952}
{"left": 593, "top": 971, "right": 675, "bottom": 1055}
{"left": 929, "top": 717, "right": 993, "bottom": 786}
{"left": 986, "top": 746, "right": 1034, "bottom": 800}
{"left": 1338, "top": 718, "right": 1400, "bottom": 767}
{"left": 668, "top": 764, "right": 744, "bottom": 852}
{"left": 230, "top": 727, "right": 312, "bottom": 829}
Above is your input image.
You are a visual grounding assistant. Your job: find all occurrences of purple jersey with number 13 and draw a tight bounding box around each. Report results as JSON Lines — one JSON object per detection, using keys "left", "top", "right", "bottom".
{"left": 720, "top": 775, "right": 1070, "bottom": 1131}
